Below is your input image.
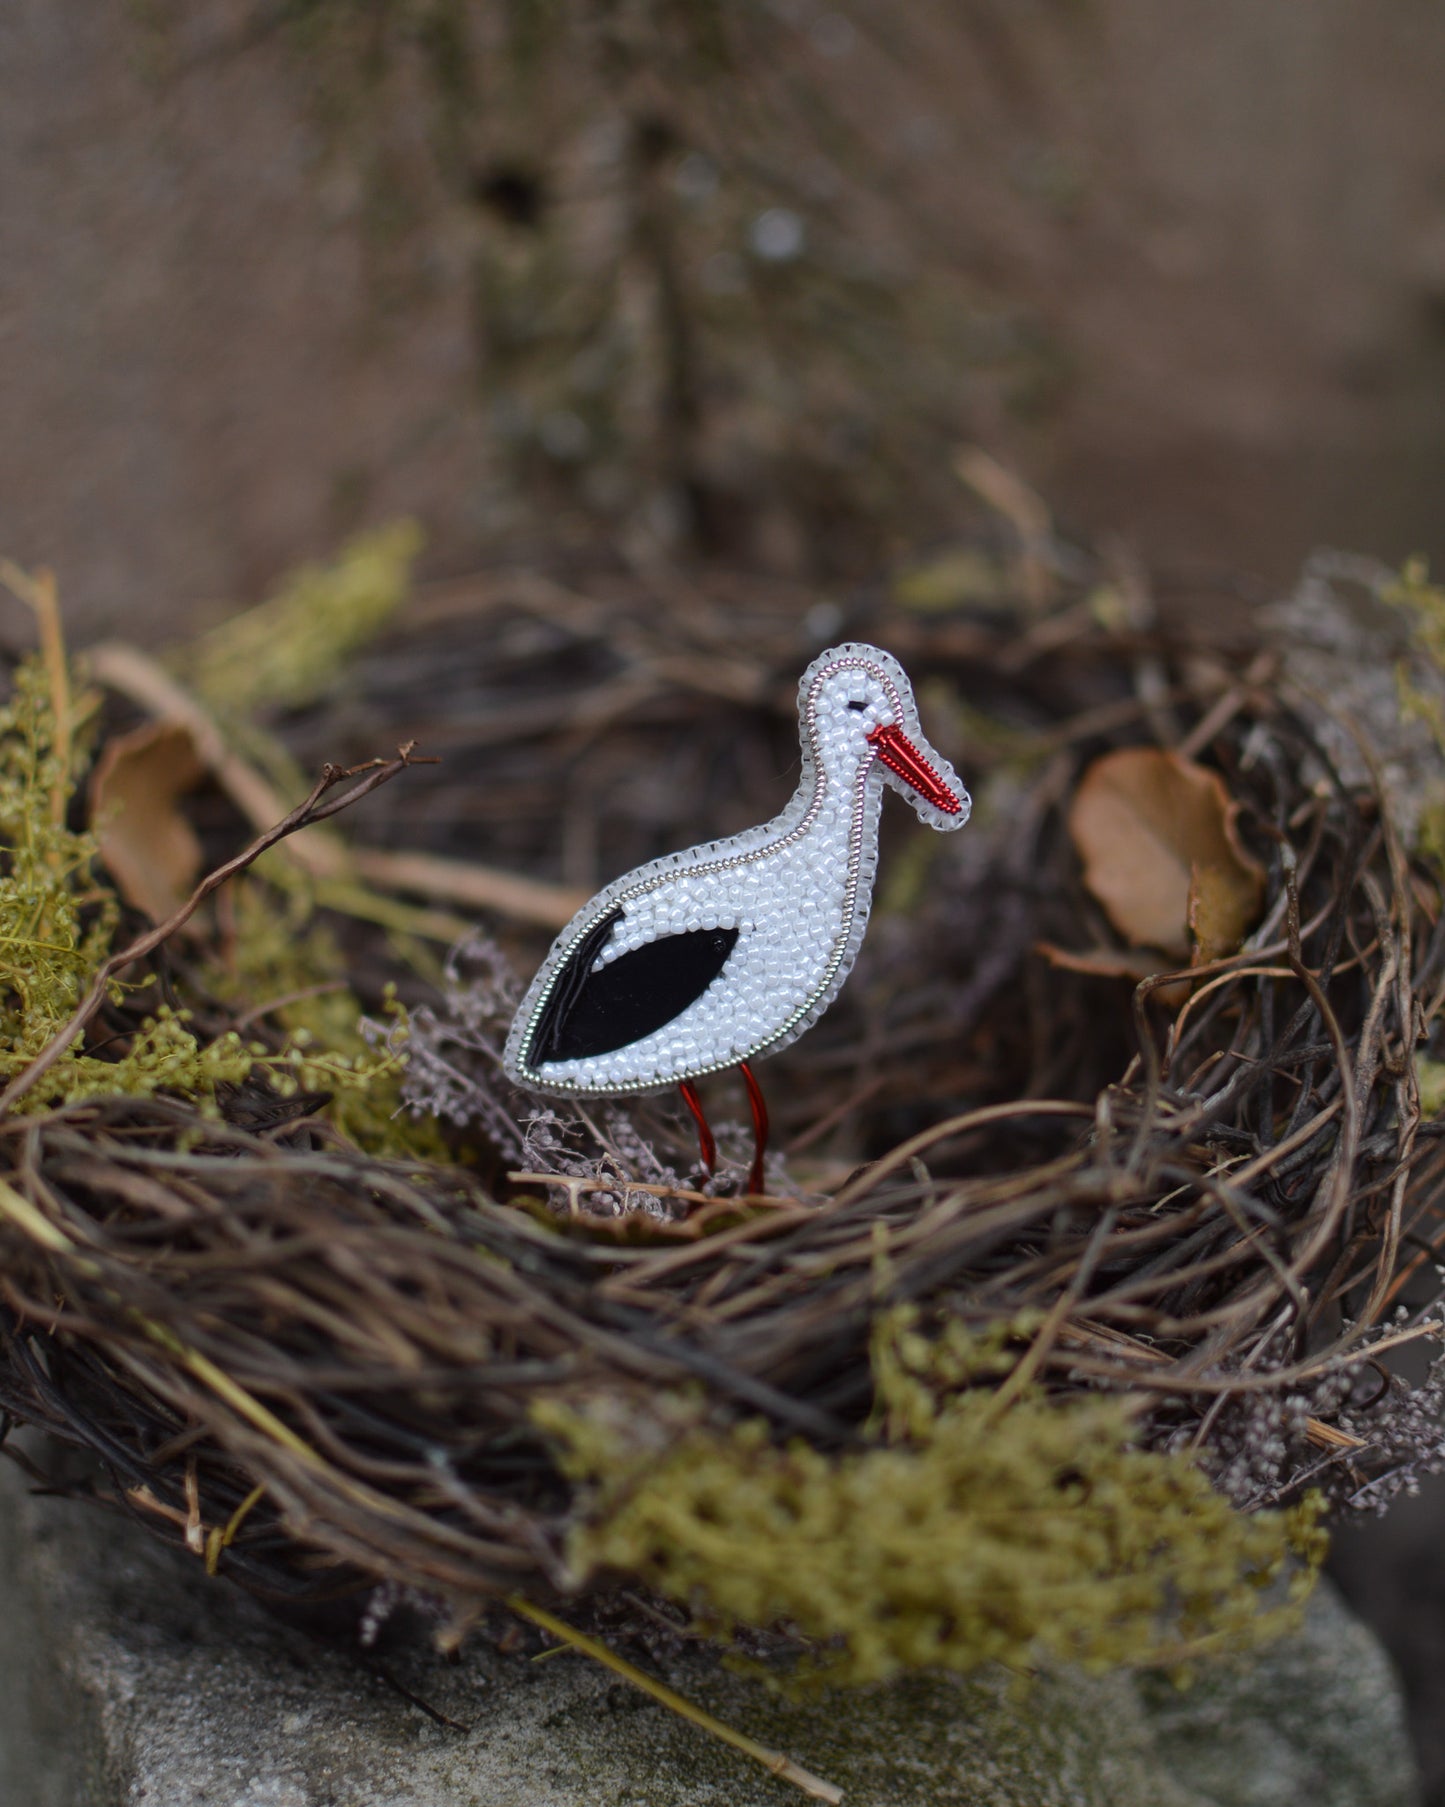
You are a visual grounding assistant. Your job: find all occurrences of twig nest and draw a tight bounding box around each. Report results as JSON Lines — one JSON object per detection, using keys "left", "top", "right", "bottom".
{"left": 0, "top": 551, "right": 1442, "bottom": 1685}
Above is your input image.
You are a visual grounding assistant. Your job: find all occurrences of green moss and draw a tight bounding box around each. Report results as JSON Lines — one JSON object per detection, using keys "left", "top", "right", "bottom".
{"left": 1387, "top": 556, "right": 1445, "bottom": 758}
{"left": 0, "top": 658, "right": 116, "bottom": 1075}
{"left": 0, "top": 555, "right": 439, "bottom": 1145}
{"left": 176, "top": 521, "right": 421, "bottom": 717}
{"left": 1383, "top": 557, "right": 1445, "bottom": 867}
{"left": 1384, "top": 556, "right": 1445, "bottom": 665}
{"left": 1415, "top": 1054, "right": 1445, "bottom": 1118}
{"left": 892, "top": 550, "right": 1015, "bottom": 616}
{"left": 1394, "top": 662, "right": 1445, "bottom": 755}
{"left": 540, "top": 1311, "right": 1325, "bottom": 1688}
{"left": 0, "top": 666, "right": 244, "bottom": 1106}
{"left": 209, "top": 878, "right": 448, "bottom": 1157}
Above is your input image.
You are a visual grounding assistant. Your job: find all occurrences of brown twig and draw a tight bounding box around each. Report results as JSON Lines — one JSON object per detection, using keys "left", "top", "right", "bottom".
{"left": 0, "top": 748, "right": 432, "bottom": 1118}
{"left": 87, "top": 640, "right": 586, "bottom": 928}
{"left": 504, "top": 1595, "right": 843, "bottom": 1803}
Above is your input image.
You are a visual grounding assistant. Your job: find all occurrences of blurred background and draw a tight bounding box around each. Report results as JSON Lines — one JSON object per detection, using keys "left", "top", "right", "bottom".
{"left": 6, "top": 0, "right": 1445, "bottom": 639}
{"left": 7, "top": 0, "right": 1445, "bottom": 1794}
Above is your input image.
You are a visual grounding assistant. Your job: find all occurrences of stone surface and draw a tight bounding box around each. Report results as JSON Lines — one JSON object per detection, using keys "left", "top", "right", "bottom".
{"left": 0, "top": 1457, "right": 1420, "bottom": 1807}
{"left": 1139, "top": 1583, "right": 1421, "bottom": 1807}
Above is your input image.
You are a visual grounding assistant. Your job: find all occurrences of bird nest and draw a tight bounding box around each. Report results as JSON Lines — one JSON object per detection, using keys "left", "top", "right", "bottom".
{"left": 1, "top": 545, "right": 1444, "bottom": 1707}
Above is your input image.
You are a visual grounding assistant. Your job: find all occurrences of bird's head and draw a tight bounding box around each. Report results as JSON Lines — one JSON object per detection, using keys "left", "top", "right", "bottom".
{"left": 802, "top": 644, "right": 971, "bottom": 831}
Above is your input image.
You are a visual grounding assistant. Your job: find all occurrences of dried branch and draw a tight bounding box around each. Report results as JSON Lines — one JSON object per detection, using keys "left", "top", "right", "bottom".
{"left": 88, "top": 640, "right": 586, "bottom": 927}
{"left": 505, "top": 1595, "right": 842, "bottom": 1803}
{"left": 0, "top": 747, "right": 432, "bottom": 1117}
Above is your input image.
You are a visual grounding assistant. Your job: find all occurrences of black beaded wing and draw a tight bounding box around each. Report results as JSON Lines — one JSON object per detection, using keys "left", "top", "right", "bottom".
{"left": 527, "top": 907, "right": 740, "bottom": 1067}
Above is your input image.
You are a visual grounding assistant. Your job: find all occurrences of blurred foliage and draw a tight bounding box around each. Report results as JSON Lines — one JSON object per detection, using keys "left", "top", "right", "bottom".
{"left": 177, "top": 521, "right": 421, "bottom": 716}
{"left": 1386, "top": 555, "right": 1445, "bottom": 669}
{"left": 136, "top": 0, "right": 1067, "bottom": 573}
{"left": 1388, "top": 558, "right": 1445, "bottom": 871}
{"left": 891, "top": 548, "right": 1016, "bottom": 616}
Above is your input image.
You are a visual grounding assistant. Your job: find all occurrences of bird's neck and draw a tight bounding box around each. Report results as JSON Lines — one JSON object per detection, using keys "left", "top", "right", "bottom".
{"left": 776, "top": 729, "right": 877, "bottom": 852}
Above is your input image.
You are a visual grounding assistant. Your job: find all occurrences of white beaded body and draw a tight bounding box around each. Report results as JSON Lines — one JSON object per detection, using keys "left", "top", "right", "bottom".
{"left": 502, "top": 644, "right": 970, "bottom": 1096}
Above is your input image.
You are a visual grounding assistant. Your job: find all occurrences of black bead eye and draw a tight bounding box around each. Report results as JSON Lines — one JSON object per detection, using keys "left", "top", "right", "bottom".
{"left": 846, "top": 699, "right": 868, "bottom": 712}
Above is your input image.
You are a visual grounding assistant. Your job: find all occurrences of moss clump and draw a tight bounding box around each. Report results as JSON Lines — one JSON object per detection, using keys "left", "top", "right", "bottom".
{"left": 541, "top": 1311, "right": 1325, "bottom": 1688}
{"left": 0, "top": 656, "right": 114, "bottom": 1072}
{"left": 0, "top": 654, "right": 259, "bottom": 1106}
{"left": 0, "top": 661, "right": 241, "bottom": 1111}
{"left": 0, "top": 648, "right": 400, "bottom": 1117}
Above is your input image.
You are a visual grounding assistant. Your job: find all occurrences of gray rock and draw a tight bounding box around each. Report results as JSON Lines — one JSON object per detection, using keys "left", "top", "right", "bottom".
{"left": 1140, "top": 1580, "right": 1420, "bottom": 1807}
{"left": 0, "top": 1459, "right": 1418, "bottom": 1807}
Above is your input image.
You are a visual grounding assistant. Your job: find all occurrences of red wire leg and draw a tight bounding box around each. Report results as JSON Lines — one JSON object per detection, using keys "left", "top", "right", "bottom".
{"left": 677, "top": 1079, "right": 716, "bottom": 1175}
{"left": 738, "top": 1061, "right": 770, "bottom": 1195}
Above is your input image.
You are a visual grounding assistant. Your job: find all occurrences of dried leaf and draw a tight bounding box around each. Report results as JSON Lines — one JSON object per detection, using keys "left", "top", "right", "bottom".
{"left": 1034, "top": 940, "right": 1189, "bottom": 1007}
{"left": 89, "top": 720, "right": 206, "bottom": 921}
{"left": 1068, "top": 748, "right": 1264, "bottom": 963}
{"left": 1415, "top": 1054, "right": 1445, "bottom": 1117}
{"left": 1189, "top": 861, "right": 1255, "bottom": 967}
{"left": 1035, "top": 941, "right": 1175, "bottom": 982}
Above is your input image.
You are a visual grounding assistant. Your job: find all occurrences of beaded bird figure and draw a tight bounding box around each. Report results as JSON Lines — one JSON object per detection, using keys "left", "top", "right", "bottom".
{"left": 503, "top": 643, "right": 971, "bottom": 1191}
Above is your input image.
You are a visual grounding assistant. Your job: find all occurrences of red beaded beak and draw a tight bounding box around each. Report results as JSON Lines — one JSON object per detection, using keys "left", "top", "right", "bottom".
{"left": 867, "top": 721, "right": 962, "bottom": 814}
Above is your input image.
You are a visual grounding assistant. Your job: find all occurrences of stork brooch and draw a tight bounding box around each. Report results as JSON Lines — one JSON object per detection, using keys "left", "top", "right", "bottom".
{"left": 503, "top": 643, "right": 971, "bottom": 1192}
